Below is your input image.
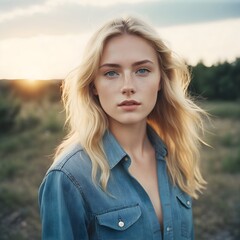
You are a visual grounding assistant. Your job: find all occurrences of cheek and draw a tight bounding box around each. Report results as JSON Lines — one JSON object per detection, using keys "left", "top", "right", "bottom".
{"left": 97, "top": 88, "right": 111, "bottom": 101}
{"left": 96, "top": 89, "right": 114, "bottom": 112}
{"left": 149, "top": 82, "right": 160, "bottom": 97}
{"left": 145, "top": 84, "right": 160, "bottom": 107}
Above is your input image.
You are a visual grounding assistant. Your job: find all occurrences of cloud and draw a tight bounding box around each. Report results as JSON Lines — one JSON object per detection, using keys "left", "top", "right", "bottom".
{"left": 0, "top": 18, "right": 239, "bottom": 79}
{"left": 0, "top": 0, "right": 47, "bottom": 12}
{"left": 159, "top": 18, "right": 240, "bottom": 66}
{"left": 47, "top": 0, "right": 148, "bottom": 7}
{"left": 0, "top": 0, "right": 149, "bottom": 23}
{"left": 0, "top": 4, "right": 50, "bottom": 23}
{"left": 0, "top": 1, "right": 239, "bottom": 79}
{"left": 0, "top": 1, "right": 240, "bottom": 39}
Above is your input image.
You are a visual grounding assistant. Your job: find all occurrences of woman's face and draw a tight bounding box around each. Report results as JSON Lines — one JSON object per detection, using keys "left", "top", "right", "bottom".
{"left": 94, "top": 34, "right": 161, "bottom": 128}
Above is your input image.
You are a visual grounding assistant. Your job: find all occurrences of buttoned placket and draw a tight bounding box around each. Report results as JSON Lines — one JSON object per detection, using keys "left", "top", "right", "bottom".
{"left": 157, "top": 158, "right": 174, "bottom": 240}
{"left": 122, "top": 156, "right": 163, "bottom": 240}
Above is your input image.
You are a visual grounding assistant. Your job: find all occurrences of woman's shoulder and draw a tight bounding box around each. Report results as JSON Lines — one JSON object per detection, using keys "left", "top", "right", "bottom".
{"left": 45, "top": 143, "right": 92, "bottom": 183}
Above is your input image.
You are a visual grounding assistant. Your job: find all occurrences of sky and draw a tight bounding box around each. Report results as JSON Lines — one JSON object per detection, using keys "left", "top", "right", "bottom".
{"left": 0, "top": 0, "right": 240, "bottom": 80}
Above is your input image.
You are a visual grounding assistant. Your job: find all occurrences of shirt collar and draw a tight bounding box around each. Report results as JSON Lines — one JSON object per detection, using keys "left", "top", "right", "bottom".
{"left": 147, "top": 125, "right": 168, "bottom": 160}
{"left": 102, "top": 130, "right": 127, "bottom": 169}
{"left": 102, "top": 125, "right": 168, "bottom": 170}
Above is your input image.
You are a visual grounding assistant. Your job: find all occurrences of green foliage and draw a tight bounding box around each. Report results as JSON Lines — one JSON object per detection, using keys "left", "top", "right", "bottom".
{"left": 0, "top": 160, "right": 24, "bottom": 180}
{"left": 221, "top": 148, "right": 240, "bottom": 174}
{"left": 220, "top": 134, "right": 235, "bottom": 147}
{"left": 19, "top": 114, "right": 40, "bottom": 130}
{"left": 43, "top": 113, "right": 63, "bottom": 133}
{"left": 190, "top": 58, "right": 240, "bottom": 100}
{"left": 0, "top": 74, "right": 240, "bottom": 239}
{"left": 0, "top": 136, "right": 21, "bottom": 154}
{"left": 0, "top": 95, "right": 21, "bottom": 133}
{"left": 0, "top": 186, "right": 29, "bottom": 210}
{"left": 203, "top": 101, "right": 240, "bottom": 119}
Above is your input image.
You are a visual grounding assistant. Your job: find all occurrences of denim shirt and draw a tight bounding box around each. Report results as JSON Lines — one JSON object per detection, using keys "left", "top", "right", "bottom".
{"left": 39, "top": 127, "right": 194, "bottom": 240}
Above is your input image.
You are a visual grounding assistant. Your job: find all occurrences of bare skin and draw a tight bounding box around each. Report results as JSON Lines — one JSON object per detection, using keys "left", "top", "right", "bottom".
{"left": 110, "top": 122, "right": 163, "bottom": 226}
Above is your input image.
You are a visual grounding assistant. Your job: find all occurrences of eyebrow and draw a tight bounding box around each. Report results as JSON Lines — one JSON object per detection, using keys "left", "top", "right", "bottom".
{"left": 99, "top": 59, "right": 154, "bottom": 69}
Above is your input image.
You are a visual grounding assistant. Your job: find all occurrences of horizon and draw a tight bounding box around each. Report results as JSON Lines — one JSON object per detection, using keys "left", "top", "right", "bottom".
{"left": 0, "top": 55, "right": 239, "bottom": 81}
{"left": 0, "top": 0, "right": 240, "bottom": 80}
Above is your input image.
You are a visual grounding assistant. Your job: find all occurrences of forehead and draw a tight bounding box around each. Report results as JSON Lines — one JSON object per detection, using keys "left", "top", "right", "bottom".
{"left": 100, "top": 34, "right": 158, "bottom": 64}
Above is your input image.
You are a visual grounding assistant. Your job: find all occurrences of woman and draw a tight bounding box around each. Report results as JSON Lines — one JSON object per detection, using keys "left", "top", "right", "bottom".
{"left": 39, "top": 16, "right": 207, "bottom": 240}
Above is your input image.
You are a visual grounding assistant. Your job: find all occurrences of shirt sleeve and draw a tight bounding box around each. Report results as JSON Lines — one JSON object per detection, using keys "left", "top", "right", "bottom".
{"left": 38, "top": 170, "right": 89, "bottom": 240}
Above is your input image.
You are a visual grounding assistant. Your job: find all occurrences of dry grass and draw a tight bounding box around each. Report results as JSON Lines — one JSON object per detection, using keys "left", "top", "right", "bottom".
{"left": 0, "top": 100, "right": 239, "bottom": 239}
{"left": 194, "top": 116, "right": 240, "bottom": 240}
{"left": 0, "top": 101, "right": 65, "bottom": 240}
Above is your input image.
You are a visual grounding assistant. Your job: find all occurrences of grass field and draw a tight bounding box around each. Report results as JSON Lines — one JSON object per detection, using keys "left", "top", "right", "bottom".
{"left": 0, "top": 100, "right": 239, "bottom": 240}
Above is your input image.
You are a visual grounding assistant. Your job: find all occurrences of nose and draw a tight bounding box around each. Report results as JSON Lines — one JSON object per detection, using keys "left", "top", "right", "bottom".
{"left": 121, "top": 73, "right": 136, "bottom": 95}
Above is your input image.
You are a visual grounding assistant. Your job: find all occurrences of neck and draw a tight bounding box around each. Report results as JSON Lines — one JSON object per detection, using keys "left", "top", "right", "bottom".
{"left": 109, "top": 120, "right": 151, "bottom": 159}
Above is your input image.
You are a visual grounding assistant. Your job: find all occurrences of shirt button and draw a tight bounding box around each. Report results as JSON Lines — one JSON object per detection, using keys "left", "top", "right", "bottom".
{"left": 166, "top": 226, "right": 171, "bottom": 232}
{"left": 187, "top": 200, "right": 191, "bottom": 206}
{"left": 118, "top": 220, "right": 125, "bottom": 228}
{"left": 124, "top": 157, "right": 128, "bottom": 161}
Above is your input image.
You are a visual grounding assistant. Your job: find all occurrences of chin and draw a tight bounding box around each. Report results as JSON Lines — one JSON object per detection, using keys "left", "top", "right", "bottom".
{"left": 114, "top": 117, "right": 147, "bottom": 126}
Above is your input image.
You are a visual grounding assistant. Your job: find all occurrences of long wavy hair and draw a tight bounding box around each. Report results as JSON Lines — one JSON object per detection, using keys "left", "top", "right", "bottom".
{"left": 56, "top": 16, "right": 207, "bottom": 198}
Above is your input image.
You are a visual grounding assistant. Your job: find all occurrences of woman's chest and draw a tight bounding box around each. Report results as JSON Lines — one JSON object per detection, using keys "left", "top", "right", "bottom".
{"left": 128, "top": 158, "right": 163, "bottom": 226}
{"left": 77, "top": 163, "right": 194, "bottom": 239}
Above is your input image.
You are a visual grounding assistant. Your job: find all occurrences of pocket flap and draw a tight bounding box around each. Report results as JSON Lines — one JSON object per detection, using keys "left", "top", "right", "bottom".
{"left": 176, "top": 191, "right": 192, "bottom": 209}
{"left": 97, "top": 205, "right": 141, "bottom": 231}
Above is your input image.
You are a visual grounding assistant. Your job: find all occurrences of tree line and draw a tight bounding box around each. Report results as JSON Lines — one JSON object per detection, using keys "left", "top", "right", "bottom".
{"left": 1, "top": 58, "right": 239, "bottom": 102}
{"left": 0, "top": 59, "right": 239, "bottom": 133}
{"left": 189, "top": 58, "right": 240, "bottom": 100}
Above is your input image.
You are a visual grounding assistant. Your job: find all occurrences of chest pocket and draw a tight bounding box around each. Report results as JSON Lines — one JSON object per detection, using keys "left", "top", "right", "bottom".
{"left": 176, "top": 192, "right": 193, "bottom": 239}
{"left": 96, "top": 204, "right": 142, "bottom": 240}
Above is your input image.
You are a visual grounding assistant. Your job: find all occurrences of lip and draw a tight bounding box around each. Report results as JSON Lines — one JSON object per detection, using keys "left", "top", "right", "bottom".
{"left": 118, "top": 100, "right": 141, "bottom": 111}
{"left": 118, "top": 100, "right": 141, "bottom": 106}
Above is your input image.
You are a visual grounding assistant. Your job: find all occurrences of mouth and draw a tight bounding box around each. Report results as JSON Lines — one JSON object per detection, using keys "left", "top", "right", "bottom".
{"left": 118, "top": 100, "right": 141, "bottom": 107}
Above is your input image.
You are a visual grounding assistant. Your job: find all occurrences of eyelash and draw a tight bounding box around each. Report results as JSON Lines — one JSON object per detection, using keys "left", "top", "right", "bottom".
{"left": 136, "top": 68, "right": 150, "bottom": 75}
{"left": 104, "top": 71, "right": 119, "bottom": 77}
{"left": 103, "top": 68, "right": 150, "bottom": 78}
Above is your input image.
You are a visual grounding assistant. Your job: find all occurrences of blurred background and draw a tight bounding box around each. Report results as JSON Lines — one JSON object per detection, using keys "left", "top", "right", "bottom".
{"left": 0, "top": 0, "right": 240, "bottom": 239}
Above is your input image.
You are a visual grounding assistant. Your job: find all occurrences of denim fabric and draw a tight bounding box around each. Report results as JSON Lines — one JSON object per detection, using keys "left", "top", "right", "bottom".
{"left": 39, "top": 127, "right": 194, "bottom": 240}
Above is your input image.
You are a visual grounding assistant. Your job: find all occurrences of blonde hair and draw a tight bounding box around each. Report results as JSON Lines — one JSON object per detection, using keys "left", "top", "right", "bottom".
{"left": 56, "top": 16, "right": 207, "bottom": 198}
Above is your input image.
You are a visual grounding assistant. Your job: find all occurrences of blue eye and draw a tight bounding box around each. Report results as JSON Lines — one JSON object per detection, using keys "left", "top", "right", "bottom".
{"left": 136, "top": 68, "right": 150, "bottom": 75}
{"left": 104, "top": 71, "right": 119, "bottom": 77}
